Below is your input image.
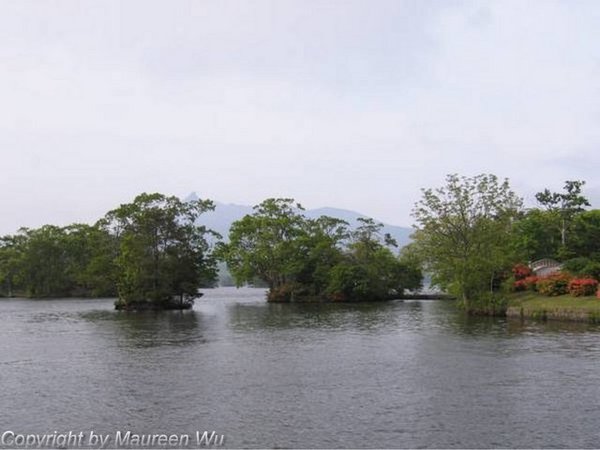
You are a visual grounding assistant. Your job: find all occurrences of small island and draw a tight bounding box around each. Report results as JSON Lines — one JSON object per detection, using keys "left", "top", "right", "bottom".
{"left": 217, "top": 198, "right": 422, "bottom": 303}
{"left": 0, "top": 193, "right": 219, "bottom": 311}
{"left": 101, "top": 193, "right": 218, "bottom": 311}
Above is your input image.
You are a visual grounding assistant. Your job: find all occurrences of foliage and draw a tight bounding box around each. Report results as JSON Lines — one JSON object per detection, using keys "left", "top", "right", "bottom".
{"left": 510, "top": 263, "right": 538, "bottom": 292}
{"left": 580, "top": 262, "right": 600, "bottom": 280}
{"left": 512, "top": 264, "right": 532, "bottom": 280}
{"left": 536, "top": 272, "right": 572, "bottom": 297}
{"left": 0, "top": 233, "right": 27, "bottom": 297}
{"left": 513, "top": 275, "right": 539, "bottom": 292}
{"left": 102, "top": 193, "right": 218, "bottom": 309}
{"left": 0, "top": 225, "right": 118, "bottom": 298}
{"left": 219, "top": 199, "right": 423, "bottom": 302}
{"left": 326, "top": 218, "right": 422, "bottom": 302}
{"left": 464, "top": 292, "right": 509, "bottom": 316}
{"left": 411, "top": 173, "right": 522, "bottom": 310}
{"left": 217, "top": 198, "right": 331, "bottom": 296}
{"left": 511, "top": 209, "right": 561, "bottom": 261}
{"left": 535, "top": 180, "right": 590, "bottom": 250}
{"left": 568, "top": 278, "right": 598, "bottom": 297}
{"left": 561, "top": 257, "right": 592, "bottom": 274}
{"left": 560, "top": 257, "right": 600, "bottom": 281}
{"left": 62, "top": 224, "right": 119, "bottom": 297}
{"left": 567, "top": 210, "right": 600, "bottom": 260}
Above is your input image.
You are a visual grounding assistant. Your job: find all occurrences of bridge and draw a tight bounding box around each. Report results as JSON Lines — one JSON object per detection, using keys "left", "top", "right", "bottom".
{"left": 530, "top": 258, "right": 562, "bottom": 277}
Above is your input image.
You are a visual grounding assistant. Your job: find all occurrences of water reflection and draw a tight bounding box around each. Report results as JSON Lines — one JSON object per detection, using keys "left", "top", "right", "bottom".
{"left": 506, "top": 317, "right": 600, "bottom": 335}
{"left": 81, "top": 309, "right": 206, "bottom": 348}
{"left": 227, "top": 300, "right": 419, "bottom": 334}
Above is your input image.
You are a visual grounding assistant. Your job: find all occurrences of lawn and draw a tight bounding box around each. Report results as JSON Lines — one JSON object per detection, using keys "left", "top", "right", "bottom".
{"left": 507, "top": 291, "right": 600, "bottom": 322}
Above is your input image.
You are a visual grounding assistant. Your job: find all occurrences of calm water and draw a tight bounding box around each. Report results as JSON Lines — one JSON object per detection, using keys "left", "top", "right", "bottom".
{"left": 2, "top": 287, "right": 600, "bottom": 449}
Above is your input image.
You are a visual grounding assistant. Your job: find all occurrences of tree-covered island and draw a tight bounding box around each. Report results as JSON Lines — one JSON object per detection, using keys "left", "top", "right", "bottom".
{"left": 217, "top": 198, "right": 422, "bottom": 302}
{"left": 0, "top": 193, "right": 219, "bottom": 310}
{"left": 102, "top": 193, "right": 219, "bottom": 310}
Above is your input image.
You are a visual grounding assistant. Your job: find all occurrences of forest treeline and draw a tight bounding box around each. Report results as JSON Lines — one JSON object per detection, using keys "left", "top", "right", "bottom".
{"left": 0, "top": 193, "right": 218, "bottom": 309}
{"left": 0, "top": 194, "right": 422, "bottom": 308}
{"left": 2, "top": 175, "right": 599, "bottom": 311}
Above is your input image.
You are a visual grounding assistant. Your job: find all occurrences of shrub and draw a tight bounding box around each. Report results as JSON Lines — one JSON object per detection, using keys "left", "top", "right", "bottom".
{"left": 326, "top": 264, "right": 373, "bottom": 302}
{"left": 562, "top": 257, "right": 592, "bottom": 274}
{"left": 267, "top": 283, "right": 302, "bottom": 302}
{"left": 562, "top": 257, "right": 600, "bottom": 280}
{"left": 568, "top": 278, "right": 598, "bottom": 297}
{"left": 513, "top": 279, "right": 527, "bottom": 291}
{"left": 512, "top": 263, "right": 533, "bottom": 281}
{"left": 581, "top": 262, "right": 600, "bottom": 281}
{"left": 537, "top": 272, "right": 572, "bottom": 296}
{"left": 467, "top": 292, "right": 509, "bottom": 316}
{"left": 513, "top": 275, "right": 539, "bottom": 292}
{"left": 524, "top": 275, "right": 539, "bottom": 291}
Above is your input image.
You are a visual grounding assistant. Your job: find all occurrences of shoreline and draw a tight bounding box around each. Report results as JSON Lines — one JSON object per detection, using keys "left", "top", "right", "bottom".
{"left": 506, "top": 292, "right": 600, "bottom": 323}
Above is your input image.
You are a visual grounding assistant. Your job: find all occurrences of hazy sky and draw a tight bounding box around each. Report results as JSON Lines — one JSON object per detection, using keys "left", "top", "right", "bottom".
{"left": 2, "top": 0, "right": 600, "bottom": 234}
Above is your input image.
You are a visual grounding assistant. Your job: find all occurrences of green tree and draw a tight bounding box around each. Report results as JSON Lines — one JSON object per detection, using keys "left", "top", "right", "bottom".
{"left": 219, "top": 198, "right": 421, "bottom": 302}
{"left": 102, "top": 193, "right": 218, "bottom": 309}
{"left": 567, "top": 209, "right": 600, "bottom": 261}
{"left": 218, "top": 198, "right": 346, "bottom": 301}
{"left": 294, "top": 215, "right": 349, "bottom": 297}
{"left": 18, "top": 225, "right": 74, "bottom": 297}
{"left": 62, "top": 223, "right": 119, "bottom": 297}
{"left": 511, "top": 209, "right": 561, "bottom": 261}
{"left": 412, "top": 174, "right": 522, "bottom": 310}
{"left": 326, "top": 218, "right": 422, "bottom": 301}
{"left": 0, "top": 233, "right": 27, "bottom": 297}
{"left": 535, "top": 180, "right": 590, "bottom": 250}
{"left": 0, "top": 225, "right": 119, "bottom": 298}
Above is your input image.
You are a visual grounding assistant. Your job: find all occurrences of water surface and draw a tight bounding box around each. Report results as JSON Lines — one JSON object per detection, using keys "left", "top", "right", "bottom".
{"left": 2, "top": 288, "right": 600, "bottom": 448}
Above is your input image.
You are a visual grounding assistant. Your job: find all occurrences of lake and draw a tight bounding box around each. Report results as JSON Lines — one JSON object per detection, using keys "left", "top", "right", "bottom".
{"left": 2, "top": 287, "right": 600, "bottom": 448}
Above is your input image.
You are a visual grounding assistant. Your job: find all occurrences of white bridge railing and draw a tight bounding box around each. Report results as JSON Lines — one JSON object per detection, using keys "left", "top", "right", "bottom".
{"left": 530, "top": 258, "right": 562, "bottom": 276}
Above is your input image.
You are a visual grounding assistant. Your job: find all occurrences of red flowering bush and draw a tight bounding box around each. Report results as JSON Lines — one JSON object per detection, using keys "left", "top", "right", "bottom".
{"left": 512, "top": 263, "right": 533, "bottom": 281}
{"left": 513, "top": 275, "right": 539, "bottom": 292}
{"left": 568, "top": 278, "right": 598, "bottom": 297}
{"left": 537, "top": 272, "right": 572, "bottom": 296}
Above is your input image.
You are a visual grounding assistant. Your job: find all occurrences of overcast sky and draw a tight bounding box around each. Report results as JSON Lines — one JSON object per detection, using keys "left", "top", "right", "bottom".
{"left": 1, "top": 0, "right": 600, "bottom": 234}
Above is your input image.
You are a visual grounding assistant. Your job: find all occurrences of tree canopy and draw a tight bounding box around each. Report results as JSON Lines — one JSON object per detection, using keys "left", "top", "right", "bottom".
{"left": 411, "top": 174, "right": 522, "bottom": 309}
{"left": 0, "top": 193, "right": 220, "bottom": 310}
{"left": 101, "top": 193, "right": 219, "bottom": 309}
{"left": 218, "top": 198, "right": 422, "bottom": 302}
{"left": 0, "top": 224, "right": 117, "bottom": 298}
{"left": 534, "top": 180, "right": 590, "bottom": 255}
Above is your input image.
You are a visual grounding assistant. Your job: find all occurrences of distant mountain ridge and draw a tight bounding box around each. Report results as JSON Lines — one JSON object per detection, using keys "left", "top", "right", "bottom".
{"left": 185, "top": 193, "right": 413, "bottom": 247}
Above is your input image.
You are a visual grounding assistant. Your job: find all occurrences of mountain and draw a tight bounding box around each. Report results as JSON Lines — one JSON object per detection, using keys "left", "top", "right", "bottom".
{"left": 186, "top": 193, "right": 413, "bottom": 247}
{"left": 304, "top": 207, "right": 413, "bottom": 248}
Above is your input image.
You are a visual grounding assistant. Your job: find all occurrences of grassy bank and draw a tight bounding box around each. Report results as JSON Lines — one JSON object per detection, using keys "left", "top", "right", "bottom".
{"left": 507, "top": 291, "right": 600, "bottom": 322}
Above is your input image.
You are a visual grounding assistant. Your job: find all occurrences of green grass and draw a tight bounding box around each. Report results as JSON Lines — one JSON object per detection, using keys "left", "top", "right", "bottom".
{"left": 508, "top": 291, "right": 600, "bottom": 322}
